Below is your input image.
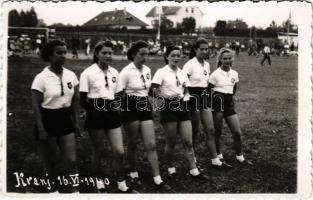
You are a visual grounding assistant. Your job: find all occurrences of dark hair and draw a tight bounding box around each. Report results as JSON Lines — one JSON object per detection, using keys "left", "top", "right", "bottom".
{"left": 164, "top": 45, "right": 181, "bottom": 64}
{"left": 126, "top": 40, "right": 148, "bottom": 61}
{"left": 189, "top": 38, "right": 208, "bottom": 59}
{"left": 40, "top": 39, "right": 66, "bottom": 62}
{"left": 92, "top": 41, "right": 114, "bottom": 63}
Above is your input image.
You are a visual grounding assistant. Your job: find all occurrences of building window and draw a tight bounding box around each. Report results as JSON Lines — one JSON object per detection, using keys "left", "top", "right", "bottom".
{"left": 105, "top": 17, "right": 109, "bottom": 20}
{"left": 191, "top": 8, "right": 194, "bottom": 13}
{"left": 185, "top": 8, "right": 188, "bottom": 13}
{"left": 112, "top": 16, "right": 115, "bottom": 20}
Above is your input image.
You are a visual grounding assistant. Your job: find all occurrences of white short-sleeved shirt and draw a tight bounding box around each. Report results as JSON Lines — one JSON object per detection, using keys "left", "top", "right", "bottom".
{"left": 183, "top": 57, "right": 210, "bottom": 88}
{"left": 209, "top": 67, "right": 239, "bottom": 94}
{"left": 79, "top": 63, "right": 119, "bottom": 100}
{"left": 152, "top": 65, "right": 190, "bottom": 98}
{"left": 116, "top": 62, "right": 151, "bottom": 97}
{"left": 31, "top": 67, "right": 79, "bottom": 109}
{"left": 264, "top": 46, "right": 270, "bottom": 53}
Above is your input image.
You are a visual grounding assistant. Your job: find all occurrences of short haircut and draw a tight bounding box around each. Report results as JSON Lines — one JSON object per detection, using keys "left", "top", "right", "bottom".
{"left": 92, "top": 41, "right": 114, "bottom": 63}
{"left": 164, "top": 45, "right": 181, "bottom": 64}
{"left": 126, "top": 40, "right": 148, "bottom": 61}
{"left": 40, "top": 40, "right": 66, "bottom": 62}
{"left": 189, "top": 38, "right": 208, "bottom": 59}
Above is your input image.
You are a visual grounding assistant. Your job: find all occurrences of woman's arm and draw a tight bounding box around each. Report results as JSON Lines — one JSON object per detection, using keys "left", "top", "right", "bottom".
{"left": 79, "top": 92, "right": 88, "bottom": 110}
{"left": 31, "top": 90, "right": 47, "bottom": 140}
{"left": 148, "top": 83, "right": 161, "bottom": 97}
{"left": 208, "top": 83, "right": 215, "bottom": 97}
{"left": 71, "top": 86, "right": 81, "bottom": 136}
{"left": 233, "top": 83, "right": 237, "bottom": 95}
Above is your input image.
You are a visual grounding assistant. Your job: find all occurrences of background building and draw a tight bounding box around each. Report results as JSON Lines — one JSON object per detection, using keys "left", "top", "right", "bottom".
{"left": 83, "top": 8, "right": 148, "bottom": 29}
{"left": 146, "top": 6, "right": 204, "bottom": 29}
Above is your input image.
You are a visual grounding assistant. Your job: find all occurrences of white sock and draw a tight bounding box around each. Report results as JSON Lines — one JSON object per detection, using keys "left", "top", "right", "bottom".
{"left": 117, "top": 180, "right": 128, "bottom": 192}
{"left": 153, "top": 175, "right": 163, "bottom": 185}
{"left": 211, "top": 157, "right": 222, "bottom": 166}
{"left": 194, "top": 157, "right": 197, "bottom": 164}
{"left": 217, "top": 154, "right": 224, "bottom": 159}
{"left": 130, "top": 171, "right": 139, "bottom": 179}
{"left": 236, "top": 155, "right": 245, "bottom": 162}
{"left": 168, "top": 167, "right": 176, "bottom": 175}
{"left": 189, "top": 168, "right": 200, "bottom": 176}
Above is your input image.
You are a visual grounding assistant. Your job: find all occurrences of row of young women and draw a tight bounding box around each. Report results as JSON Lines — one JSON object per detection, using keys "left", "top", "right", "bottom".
{"left": 31, "top": 38, "right": 252, "bottom": 193}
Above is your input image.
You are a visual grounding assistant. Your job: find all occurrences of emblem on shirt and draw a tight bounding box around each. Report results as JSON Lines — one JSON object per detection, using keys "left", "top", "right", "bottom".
{"left": 112, "top": 77, "right": 116, "bottom": 83}
{"left": 146, "top": 73, "right": 150, "bottom": 80}
{"left": 67, "top": 82, "right": 73, "bottom": 89}
{"left": 203, "top": 70, "right": 207, "bottom": 76}
{"left": 231, "top": 78, "right": 236, "bottom": 83}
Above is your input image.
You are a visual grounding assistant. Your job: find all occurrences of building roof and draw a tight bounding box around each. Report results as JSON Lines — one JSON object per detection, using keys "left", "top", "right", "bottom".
{"left": 83, "top": 9, "right": 148, "bottom": 27}
{"left": 146, "top": 6, "right": 203, "bottom": 17}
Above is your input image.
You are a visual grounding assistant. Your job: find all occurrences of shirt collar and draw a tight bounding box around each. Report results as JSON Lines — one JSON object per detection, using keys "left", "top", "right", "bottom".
{"left": 129, "top": 62, "right": 147, "bottom": 71}
{"left": 165, "top": 65, "right": 182, "bottom": 73}
{"left": 44, "top": 66, "right": 65, "bottom": 78}
{"left": 93, "top": 63, "right": 112, "bottom": 73}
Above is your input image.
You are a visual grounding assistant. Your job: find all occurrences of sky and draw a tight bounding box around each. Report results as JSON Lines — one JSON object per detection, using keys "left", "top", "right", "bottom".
{"left": 2, "top": 1, "right": 311, "bottom": 28}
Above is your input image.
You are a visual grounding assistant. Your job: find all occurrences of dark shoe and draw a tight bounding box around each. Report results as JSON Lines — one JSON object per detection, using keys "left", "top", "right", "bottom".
{"left": 130, "top": 177, "right": 142, "bottom": 186}
{"left": 168, "top": 173, "right": 178, "bottom": 181}
{"left": 154, "top": 182, "right": 172, "bottom": 192}
{"left": 237, "top": 159, "right": 253, "bottom": 166}
{"left": 212, "top": 161, "right": 233, "bottom": 169}
{"left": 190, "top": 173, "right": 210, "bottom": 181}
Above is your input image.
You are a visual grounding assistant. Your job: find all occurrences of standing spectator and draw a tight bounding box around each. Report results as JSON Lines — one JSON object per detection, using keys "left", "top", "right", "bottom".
{"left": 260, "top": 44, "right": 271, "bottom": 66}
{"left": 71, "top": 38, "right": 80, "bottom": 59}
{"left": 85, "top": 38, "right": 91, "bottom": 56}
{"left": 35, "top": 35, "right": 42, "bottom": 55}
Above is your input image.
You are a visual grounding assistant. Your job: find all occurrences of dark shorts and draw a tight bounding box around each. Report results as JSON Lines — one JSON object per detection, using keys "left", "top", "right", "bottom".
{"left": 34, "top": 107, "right": 74, "bottom": 139}
{"left": 121, "top": 95, "right": 153, "bottom": 123}
{"left": 188, "top": 87, "right": 211, "bottom": 111}
{"left": 159, "top": 98, "right": 191, "bottom": 123}
{"left": 84, "top": 98, "right": 122, "bottom": 130}
{"left": 212, "top": 92, "right": 236, "bottom": 117}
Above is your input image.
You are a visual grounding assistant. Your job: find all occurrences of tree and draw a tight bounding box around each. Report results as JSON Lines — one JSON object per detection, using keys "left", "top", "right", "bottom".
{"left": 28, "top": 7, "right": 38, "bottom": 27}
{"left": 8, "top": 9, "right": 20, "bottom": 26}
{"left": 226, "top": 18, "right": 248, "bottom": 29}
{"left": 9, "top": 7, "right": 39, "bottom": 27}
{"left": 37, "top": 19, "right": 47, "bottom": 27}
{"left": 20, "top": 10, "right": 27, "bottom": 27}
{"left": 160, "top": 16, "right": 174, "bottom": 34}
{"left": 215, "top": 20, "right": 226, "bottom": 29}
{"left": 181, "top": 17, "right": 196, "bottom": 34}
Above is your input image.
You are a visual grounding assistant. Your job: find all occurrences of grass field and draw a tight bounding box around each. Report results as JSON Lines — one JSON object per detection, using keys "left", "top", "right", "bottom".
{"left": 6, "top": 53, "right": 297, "bottom": 193}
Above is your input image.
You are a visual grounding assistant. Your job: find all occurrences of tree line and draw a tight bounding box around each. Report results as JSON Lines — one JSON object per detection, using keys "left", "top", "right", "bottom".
{"left": 9, "top": 7, "right": 297, "bottom": 36}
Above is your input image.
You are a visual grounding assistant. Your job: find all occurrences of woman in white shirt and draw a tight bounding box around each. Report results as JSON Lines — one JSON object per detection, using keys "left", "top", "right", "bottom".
{"left": 31, "top": 40, "right": 80, "bottom": 193}
{"left": 151, "top": 45, "right": 210, "bottom": 181}
{"left": 79, "top": 41, "right": 135, "bottom": 193}
{"left": 209, "top": 47, "right": 252, "bottom": 165}
{"left": 116, "top": 41, "right": 170, "bottom": 191}
{"left": 183, "top": 38, "right": 232, "bottom": 168}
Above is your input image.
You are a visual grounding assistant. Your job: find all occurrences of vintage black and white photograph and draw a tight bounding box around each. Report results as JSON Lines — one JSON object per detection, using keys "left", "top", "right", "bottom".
{"left": 1, "top": 0, "right": 312, "bottom": 197}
